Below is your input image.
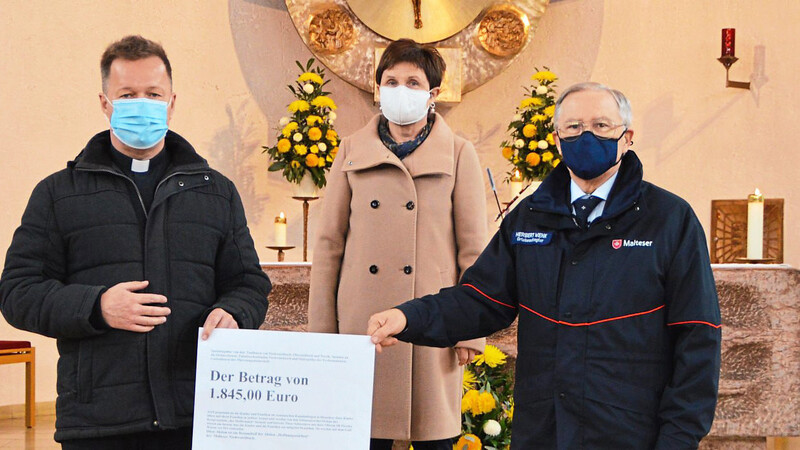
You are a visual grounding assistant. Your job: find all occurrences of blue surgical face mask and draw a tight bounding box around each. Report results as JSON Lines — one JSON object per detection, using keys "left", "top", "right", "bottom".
{"left": 107, "top": 97, "right": 170, "bottom": 149}
{"left": 559, "top": 130, "right": 626, "bottom": 180}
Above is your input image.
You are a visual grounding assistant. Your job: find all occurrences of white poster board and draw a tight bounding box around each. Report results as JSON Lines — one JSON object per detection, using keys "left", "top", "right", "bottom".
{"left": 192, "top": 329, "right": 375, "bottom": 449}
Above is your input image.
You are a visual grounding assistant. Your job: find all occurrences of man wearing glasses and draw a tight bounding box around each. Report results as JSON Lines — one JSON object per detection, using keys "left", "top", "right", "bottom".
{"left": 368, "top": 82, "right": 721, "bottom": 449}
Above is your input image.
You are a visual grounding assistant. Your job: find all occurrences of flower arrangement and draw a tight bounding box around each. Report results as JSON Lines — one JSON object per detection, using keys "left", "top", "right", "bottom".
{"left": 500, "top": 68, "right": 561, "bottom": 183}
{"left": 456, "top": 345, "right": 514, "bottom": 450}
{"left": 263, "top": 59, "right": 339, "bottom": 189}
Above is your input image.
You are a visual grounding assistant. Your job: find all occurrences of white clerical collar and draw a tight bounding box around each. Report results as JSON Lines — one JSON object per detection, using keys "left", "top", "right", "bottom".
{"left": 570, "top": 171, "right": 619, "bottom": 203}
{"left": 131, "top": 159, "right": 150, "bottom": 173}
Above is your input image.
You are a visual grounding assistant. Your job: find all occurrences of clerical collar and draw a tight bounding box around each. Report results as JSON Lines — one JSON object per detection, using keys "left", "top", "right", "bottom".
{"left": 108, "top": 145, "right": 169, "bottom": 176}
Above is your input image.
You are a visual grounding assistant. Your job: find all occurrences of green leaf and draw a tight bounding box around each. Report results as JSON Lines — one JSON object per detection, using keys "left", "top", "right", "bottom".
{"left": 295, "top": 60, "right": 306, "bottom": 72}
{"left": 268, "top": 161, "right": 286, "bottom": 172}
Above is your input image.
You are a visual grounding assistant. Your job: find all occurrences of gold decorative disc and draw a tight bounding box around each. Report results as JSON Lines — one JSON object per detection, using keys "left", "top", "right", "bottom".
{"left": 477, "top": 4, "right": 530, "bottom": 57}
{"left": 307, "top": 4, "right": 357, "bottom": 54}
{"left": 345, "top": 0, "right": 492, "bottom": 44}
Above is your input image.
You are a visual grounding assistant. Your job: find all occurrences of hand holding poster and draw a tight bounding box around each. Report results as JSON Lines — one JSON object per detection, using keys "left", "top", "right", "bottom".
{"left": 192, "top": 329, "right": 375, "bottom": 449}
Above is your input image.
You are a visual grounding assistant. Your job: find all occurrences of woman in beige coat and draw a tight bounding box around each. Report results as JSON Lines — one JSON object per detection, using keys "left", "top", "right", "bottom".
{"left": 309, "top": 39, "right": 488, "bottom": 450}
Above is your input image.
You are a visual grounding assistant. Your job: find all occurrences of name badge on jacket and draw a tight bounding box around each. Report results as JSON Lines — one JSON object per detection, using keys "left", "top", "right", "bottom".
{"left": 512, "top": 231, "right": 553, "bottom": 246}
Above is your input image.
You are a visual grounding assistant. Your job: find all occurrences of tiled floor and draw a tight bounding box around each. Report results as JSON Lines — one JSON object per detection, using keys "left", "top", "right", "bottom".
{"left": 0, "top": 415, "right": 59, "bottom": 449}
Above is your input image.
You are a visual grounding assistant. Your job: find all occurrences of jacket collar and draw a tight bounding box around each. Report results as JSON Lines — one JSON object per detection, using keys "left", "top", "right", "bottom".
{"left": 527, "top": 150, "right": 645, "bottom": 219}
{"left": 70, "top": 130, "right": 209, "bottom": 174}
{"left": 342, "top": 113, "right": 454, "bottom": 177}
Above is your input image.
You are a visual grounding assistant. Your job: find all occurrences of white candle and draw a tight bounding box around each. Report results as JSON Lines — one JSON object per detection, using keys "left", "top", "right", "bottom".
{"left": 510, "top": 170, "right": 523, "bottom": 200}
{"left": 747, "top": 189, "right": 764, "bottom": 259}
{"left": 274, "top": 212, "right": 287, "bottom": 247}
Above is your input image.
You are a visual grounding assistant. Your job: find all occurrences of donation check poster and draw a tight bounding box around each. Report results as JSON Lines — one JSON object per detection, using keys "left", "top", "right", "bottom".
{"left": 192, "top": 329, "right": 375, "bottom": 449}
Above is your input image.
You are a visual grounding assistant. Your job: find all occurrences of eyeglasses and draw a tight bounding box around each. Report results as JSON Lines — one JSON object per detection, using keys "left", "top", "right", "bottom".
{"left": 556, "top": 121, "right": 626, "bottom": 141}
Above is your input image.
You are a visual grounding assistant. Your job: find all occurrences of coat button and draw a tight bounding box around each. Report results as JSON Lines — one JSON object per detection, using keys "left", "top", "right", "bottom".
{"left": 369, "top": 265, "right": 378, "bottom": 274}
{"left": 370, "top": 200, "right": 380, "bottom": 209}
{"left": 570, "top": 260, "right": 578, "bottom": 266}
{"left": 153, "top": 420, "right": 159, "bottom": 427}
{"left": 564, "top": 312, "right": 572, "bottom": 318}
{"left": 605, "top": 224, "right": 612, "bottom": 230}
{"left": 403, "top": 265, "right": 413, "bottom": 274}
{"left": 558, "top": 392, "right": 566, "bottom": 399}
{"left": 204, "top": 175, "right": 210, "bottom": 181}
{"left": 406, "top": 201, "right": 415, "bottom": 210}
{"left": 178, "top": 181, "right": 185, "bottom": 187}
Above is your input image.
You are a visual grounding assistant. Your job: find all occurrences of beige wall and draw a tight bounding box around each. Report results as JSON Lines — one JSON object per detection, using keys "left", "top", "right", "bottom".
{"left": 1, "top": 0, "right": 797, "bottom": 408}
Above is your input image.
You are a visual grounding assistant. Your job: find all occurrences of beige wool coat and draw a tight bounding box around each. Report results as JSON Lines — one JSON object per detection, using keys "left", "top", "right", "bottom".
{"left": 309, "top": 113, "right": 488, "bottom": 440}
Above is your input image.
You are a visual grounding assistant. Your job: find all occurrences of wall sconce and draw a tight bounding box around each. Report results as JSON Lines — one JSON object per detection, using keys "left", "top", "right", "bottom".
{"left": 717, "top": 28, "right": 751, "bottom": 90}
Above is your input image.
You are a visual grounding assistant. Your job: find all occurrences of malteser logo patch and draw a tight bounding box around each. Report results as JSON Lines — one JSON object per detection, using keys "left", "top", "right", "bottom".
{"left": 612, "top": 238, "right": 653, "bottom": 249}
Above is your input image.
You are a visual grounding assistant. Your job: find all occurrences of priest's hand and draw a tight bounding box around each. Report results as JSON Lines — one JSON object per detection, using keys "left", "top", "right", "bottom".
{"left": 100, "top": 280, "right": 170, "bottom": 332}
{"left": 202, "top": 308, "right": 238, "bottom": 340}
{"left": 367, "top": 308, "right": 407, "bottom": 353}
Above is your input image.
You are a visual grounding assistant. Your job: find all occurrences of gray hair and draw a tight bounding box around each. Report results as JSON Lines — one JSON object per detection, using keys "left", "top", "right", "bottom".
{"left": 553, "top": 82, "right": 633, "bottom": 128}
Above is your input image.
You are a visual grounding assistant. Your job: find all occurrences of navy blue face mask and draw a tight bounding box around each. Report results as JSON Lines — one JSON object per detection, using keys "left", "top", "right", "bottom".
{"left": 559, "top": 130, "right": 626, "bottom": 180}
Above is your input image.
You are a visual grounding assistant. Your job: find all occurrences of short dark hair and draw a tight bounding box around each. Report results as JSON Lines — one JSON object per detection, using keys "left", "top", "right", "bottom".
{"left": 101, "top": 35, "right": 172, "bottom": 92}
{"left": 375, "top": 39, "right": 446, "bottom": 89}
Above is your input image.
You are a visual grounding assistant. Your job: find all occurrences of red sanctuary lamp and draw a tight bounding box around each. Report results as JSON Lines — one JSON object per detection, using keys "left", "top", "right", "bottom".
{"left": 717, "top": 28, "right": 750, "bottom": 89}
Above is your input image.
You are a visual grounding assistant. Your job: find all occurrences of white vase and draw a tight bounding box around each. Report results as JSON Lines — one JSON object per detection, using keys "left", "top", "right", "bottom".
{"left": 292, "top": 174, "right": 320, "bottom": 198}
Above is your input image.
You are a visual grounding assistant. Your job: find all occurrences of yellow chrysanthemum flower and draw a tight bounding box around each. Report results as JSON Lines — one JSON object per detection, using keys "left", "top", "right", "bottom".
{"left": 276, "top": 138, "right": 291, "bottom": 154}
{"left": 526, "top": 152, "right": 541, "bottom": 167}
{"left": 528, "top": 140, "right": 538, "bottom": 151}
{"left": 297, "top": 72, "right": 324, "bottom": 84}
{"left": 454, "top": 434, "right": 482, "bottom": 450}
{"left": 308, "top": 127, "right": 322, "bottom": 141}
{"left": 462, "top": 369, "right": 478, "bottom": 392}
{"left": 478, "top": 391, "right": 496, "bottom": 414}
{"left": 330, "top": 146, "right": 339, "bottom": 158}
{"left": 501, "top": 146, "right": 514, "bottom": 160}
{"left": 473, "top": 344, "right": 507, "bottom": 368}
{"left": 552, "top": 158, "right": 561, "bottom": 168}
{"left": 542, "top": 151, "right": 554, "bottom": 163}
{"left": 520, "top": 97, "right": 544, "bottom": 109}
{"left": 288, "top": 100, "right": 310, "bottom": 113}
{"left": 544, "top": 104, "right": 556, "bottom": 117}
{"left": 290, "top": 160, "right": 300, "bottom": 169}
{"left": 326, "top": 155, "right": 333, "bottom": 162}
{"left": 311, "top": 95, "right": 337, "bottom": 110}
{"left": 305, "top": 153, "right": 319, "bottom": 167}
{"left": 522, "top": 124, "right": 536, "bottom": 138}
{"left": 326, "top": 129, "right": 338, "bottom": 140}
{"left": 281, "top": 121, "right": 299, "bottom": 138}
{"left": 461, "top": 389, "right": 480, "bottom": 414}
{"left": 546, "top": 133, "right": 555, "bottom": 145}
{"left": 309, "top": 145, "right": 319, "bottom": 154}
{"left": 294, "top": 144, "right": 308, "bottom": 156}
{"left": 506, "top": 402, "right": 514, "bottom": 420}
{"left": 329, "top": 138, "right": 338, "bottom": 146}
{"left": 317, "top": 157, "right": 326, "bottom": 168}
{"left": 532, "top": 70, "right": 557, "bottom": 82}
{"left": 306, "top": 115, "right": 323, "bottom": 125}
{"left": 531, "top": 114, "right": 548, "bottom": 123}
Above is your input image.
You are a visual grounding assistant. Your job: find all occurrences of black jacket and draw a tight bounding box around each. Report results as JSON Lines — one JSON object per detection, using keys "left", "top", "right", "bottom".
{"left": 397, "top": 151, "right": 721, "bottom": 449}
{"left": 0, "top": 131, "right": 271, "bottom": 441}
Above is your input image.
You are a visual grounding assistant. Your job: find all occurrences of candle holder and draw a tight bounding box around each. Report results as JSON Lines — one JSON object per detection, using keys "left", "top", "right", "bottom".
{"left": 717, "top": 55, "right": 751, "bottom": 90}
{"left": 266, "top": 245, "right": 295, "bottom": 262}
{"left": 292, "top": 196, "right": 319, "bottom": 262}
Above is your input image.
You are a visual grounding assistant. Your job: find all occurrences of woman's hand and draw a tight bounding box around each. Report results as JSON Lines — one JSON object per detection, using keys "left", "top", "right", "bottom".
{"left": 455, "top": 347, "right": 480, "bottom": 366}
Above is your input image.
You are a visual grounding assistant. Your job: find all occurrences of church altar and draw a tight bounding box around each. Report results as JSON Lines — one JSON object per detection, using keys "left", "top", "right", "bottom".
{"left": 259, "top": 263, "right": 800, "bottom": 448}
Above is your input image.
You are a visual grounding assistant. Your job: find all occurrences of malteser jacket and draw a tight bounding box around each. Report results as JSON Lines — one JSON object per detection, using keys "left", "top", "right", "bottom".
{"left": 396, "top": 150, "right": 721, "bottom": 449}
{"left": 0, "top": 131, "right": 271, "bottom": 441}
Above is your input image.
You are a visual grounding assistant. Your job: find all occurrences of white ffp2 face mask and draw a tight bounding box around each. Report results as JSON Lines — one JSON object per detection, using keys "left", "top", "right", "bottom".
{"left": 379, "top": 86, "right": 432, "bottom": 126}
